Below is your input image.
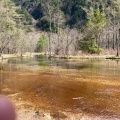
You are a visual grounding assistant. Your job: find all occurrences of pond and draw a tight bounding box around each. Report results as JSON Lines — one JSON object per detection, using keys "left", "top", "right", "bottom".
{"left": 0, "top": 55, "right": 120, "bottom": 119}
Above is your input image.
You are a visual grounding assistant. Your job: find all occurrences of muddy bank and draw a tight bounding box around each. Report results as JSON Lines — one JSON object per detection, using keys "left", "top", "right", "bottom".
{"left": 17, "top": 109, "right": 119, "bottom": 120}
{"left": 0, "top": 53, "right": 43, "bottom": 62}
{"left": 12, "top": 99, "right": 120, "bottom": 120}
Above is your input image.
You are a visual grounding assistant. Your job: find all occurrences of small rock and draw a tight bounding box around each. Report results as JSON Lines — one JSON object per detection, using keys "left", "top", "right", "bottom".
{"left": 35, "top": 111, "right": 40, "bottom": 116}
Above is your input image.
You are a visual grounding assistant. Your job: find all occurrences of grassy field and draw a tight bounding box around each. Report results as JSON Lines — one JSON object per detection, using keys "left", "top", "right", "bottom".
{"left": 0, "top": 53, "right": 44, "bottom": 61}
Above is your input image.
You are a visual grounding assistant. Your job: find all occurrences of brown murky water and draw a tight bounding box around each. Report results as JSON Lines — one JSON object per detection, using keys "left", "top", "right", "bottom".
{"left": 0, "top": 55, "right": 120, "bottom": 119}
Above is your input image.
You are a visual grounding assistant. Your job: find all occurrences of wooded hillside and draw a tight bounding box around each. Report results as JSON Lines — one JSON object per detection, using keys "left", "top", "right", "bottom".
{"left": 1, "top": 0, "right": 120, "bottom": 56}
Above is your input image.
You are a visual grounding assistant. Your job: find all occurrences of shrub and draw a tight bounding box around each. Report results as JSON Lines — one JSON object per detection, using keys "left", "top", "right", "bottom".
{"left": 78, "top": 38, "right": 104, "bottom": 54}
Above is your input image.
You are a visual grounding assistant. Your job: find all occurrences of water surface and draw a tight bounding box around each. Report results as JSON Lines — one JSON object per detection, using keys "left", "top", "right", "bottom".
{"left": 0, "top": 55, "right": 120, "bottom": 119}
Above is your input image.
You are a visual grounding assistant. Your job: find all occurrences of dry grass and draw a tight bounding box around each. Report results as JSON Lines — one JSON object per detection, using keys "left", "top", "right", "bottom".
{"left": 0, "top": 52, "right": 119, "bottom": 61}
{"left": 53, "top": 55, "right": 116, "bottom": 59}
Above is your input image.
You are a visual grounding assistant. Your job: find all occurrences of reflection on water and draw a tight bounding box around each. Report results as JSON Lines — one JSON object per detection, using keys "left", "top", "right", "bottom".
{"left": 0, "top": 55, "right": 120, "bottom": 119}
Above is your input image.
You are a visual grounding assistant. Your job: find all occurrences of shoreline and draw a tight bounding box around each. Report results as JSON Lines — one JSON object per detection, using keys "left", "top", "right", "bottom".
{"left": 49, "top": 54, "right": 120, "bottom": 60}
{"left": 0, "top": 53, "right": 120, "bottom": 62}
{"left": 0, "top": 53, "right": 44, "bottom": 62}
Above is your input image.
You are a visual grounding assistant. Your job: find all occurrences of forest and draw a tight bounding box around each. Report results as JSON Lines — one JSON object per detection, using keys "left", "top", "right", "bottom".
{"left": 0, "top": 0, "right": 120, "bottom": 58}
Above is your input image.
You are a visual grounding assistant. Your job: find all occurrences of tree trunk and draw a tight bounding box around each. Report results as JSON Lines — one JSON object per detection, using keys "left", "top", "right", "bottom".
{"left": 112, "top": 8, "right": 115, "bottom": 50}
{"left": 108, "top": 33, "right": 110, "bottom": 49}
{"left": 0, "top": 48, "right": 2, "bottom": 57}
{"left": 116, "top": 29, "right": 120, "bottom": 56}
{"left": 0, "top": 51, "right": 2, "bottom": 57}
{"left": 57, "top": 9, "right": 60, "bottom": 55}
{"left": 65, "top": 31, "right": 69, "bottom": 57}
{"left": 0, "top": 49, "right": 3, "bottom": 61}
{"left": 48, "top": 5, "right": 52, "bottom": 58}
{"left": 48, "top": 33, "right": 51, "bottom": 57}
{"left": 21, "top": 52, "right": 23, "bottom": 58}
{"left": 98, "top": 43, "right": 100, "bottom": 55}
{"left": 113, "top": 33, "right": 115, "bottom": 50}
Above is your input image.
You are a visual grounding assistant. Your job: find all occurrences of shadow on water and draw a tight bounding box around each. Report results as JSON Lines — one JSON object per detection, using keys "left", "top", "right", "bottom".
{"left": 8, "top": 55, "right": 98, "bottom": 70}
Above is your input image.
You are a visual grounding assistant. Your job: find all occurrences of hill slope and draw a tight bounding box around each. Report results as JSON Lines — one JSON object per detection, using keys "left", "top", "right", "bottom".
{"left": 13, "top": 0, "right": 120, "bottom": 29}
